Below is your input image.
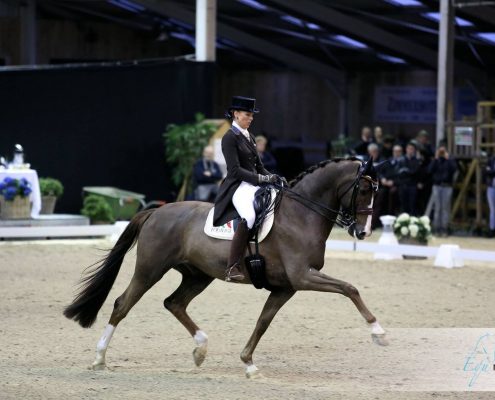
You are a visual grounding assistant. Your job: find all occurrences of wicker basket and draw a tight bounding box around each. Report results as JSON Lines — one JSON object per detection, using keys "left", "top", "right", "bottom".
{"left": 399, "top": 237, "right": 428, "bottom": 260}
{"left": 0, "top": 195, "right": 31, "bottom": 219}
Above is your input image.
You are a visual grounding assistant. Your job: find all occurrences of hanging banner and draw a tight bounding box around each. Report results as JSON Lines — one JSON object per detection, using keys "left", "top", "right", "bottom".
{"left": 374, "top": 86, "right": 478, "bottom": 124}
{"left": 374, "top": 86, "right": 437, "bottom": 123}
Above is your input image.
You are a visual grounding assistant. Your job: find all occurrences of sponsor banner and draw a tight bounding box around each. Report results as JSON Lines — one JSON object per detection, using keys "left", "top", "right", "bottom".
{"left": 374, "top": 86, "right": 477, "bottom": 123}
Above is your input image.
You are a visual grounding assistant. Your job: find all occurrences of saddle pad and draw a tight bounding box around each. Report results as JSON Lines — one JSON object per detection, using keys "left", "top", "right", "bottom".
{"left": 203, "top": 189, "right": 276, "bottom": 242}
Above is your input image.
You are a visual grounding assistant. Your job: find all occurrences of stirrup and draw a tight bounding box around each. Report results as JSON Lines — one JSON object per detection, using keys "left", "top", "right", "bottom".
{"left": 225, "top": 264, "right": 245, "bottom": 282}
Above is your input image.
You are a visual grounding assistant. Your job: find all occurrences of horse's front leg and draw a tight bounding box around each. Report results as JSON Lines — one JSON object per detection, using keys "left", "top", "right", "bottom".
{"left": 293, "top": 267, "right": 389, "bottom": 346}
{"left": 240, "top": 289, "right": 295, "bottom": 378}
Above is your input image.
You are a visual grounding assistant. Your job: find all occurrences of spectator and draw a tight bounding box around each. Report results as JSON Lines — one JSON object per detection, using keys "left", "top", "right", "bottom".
{"left": 416, "top": 130, "right": 435, "bottom": 164}
{"left": 368, "top": 142, "right": 384, "bottom": 228}
{"left": 415, "top": 130, "right": 434, "bottom": 215}
{"left": 428, "top": 146, "right": 457, "bottom": 236}
{"left": 380, "top": 135, "right": 394, "bottom": 159}
{"left": 486, "top": 154, "right": 495, "bottom": 238}
{"left": 192, "top": 145, "right": 223, "bottom": 202}
{"left": 376, "top": 144, "right": 403, "bottom": 221}
{"left": 374, "top": 126, "right": 383, "bottom": 146}
{"left": 367, "top": 142, "right": 383, "bottom": 165}
{"left": 397, "top": 142, "right": 420, "bottom": 215}
{"left": 255, "top": 135, "right": 277, "bottom": 173}
{"left": 353, "top": 126, "right": 373, "bottom": 156}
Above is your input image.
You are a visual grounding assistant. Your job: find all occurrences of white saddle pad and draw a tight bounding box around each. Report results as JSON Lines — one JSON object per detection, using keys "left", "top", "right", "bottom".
{"left": 204, "top": 189, "right": 276, "bottom": 242}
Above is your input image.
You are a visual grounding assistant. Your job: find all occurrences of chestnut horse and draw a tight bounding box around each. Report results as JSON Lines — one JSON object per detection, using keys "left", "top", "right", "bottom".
{"left": 64, "top": 158, "right": 388, "bottom": 378}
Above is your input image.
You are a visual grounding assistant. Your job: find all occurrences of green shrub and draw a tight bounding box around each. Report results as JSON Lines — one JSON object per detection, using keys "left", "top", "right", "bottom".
{"left": 81, "top": 195, "right": 115, "bottom": 223}
{"left": 39, "top": 177, "right": 64, "bottom": 197}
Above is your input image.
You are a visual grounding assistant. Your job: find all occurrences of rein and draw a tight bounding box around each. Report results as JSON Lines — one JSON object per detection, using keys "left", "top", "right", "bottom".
{"left": 273, "top": 165, "right": 378, "bottom": 229}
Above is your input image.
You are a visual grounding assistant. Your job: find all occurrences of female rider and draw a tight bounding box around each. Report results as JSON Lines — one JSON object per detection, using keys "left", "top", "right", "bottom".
{"left": 213, "top": 96, "right": 277, "bottom": 282}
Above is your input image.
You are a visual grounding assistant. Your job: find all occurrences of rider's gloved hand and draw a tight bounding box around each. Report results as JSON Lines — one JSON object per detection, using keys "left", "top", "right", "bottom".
{"left": 258, "top": 174, "right": 278, "bottom": 184}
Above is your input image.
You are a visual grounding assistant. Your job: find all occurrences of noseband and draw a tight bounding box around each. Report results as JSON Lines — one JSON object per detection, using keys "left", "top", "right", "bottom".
{"left": 275, "top": 164, "right": 378, "bottom": 229}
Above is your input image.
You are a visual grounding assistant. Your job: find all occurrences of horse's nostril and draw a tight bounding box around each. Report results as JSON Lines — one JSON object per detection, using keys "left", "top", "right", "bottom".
{"left": 357, "top": 231, "right": 366, "bottom": 239}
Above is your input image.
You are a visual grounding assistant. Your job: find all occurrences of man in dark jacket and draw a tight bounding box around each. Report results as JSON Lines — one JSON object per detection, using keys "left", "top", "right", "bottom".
{"left": 428, "top": 146, "right": 457, "bottom": 236}
{"left": 397, "top": 142, "right": 420, "bottom": 215}
{"left": 193, "top": 145, "right": 223, "bottom": 202}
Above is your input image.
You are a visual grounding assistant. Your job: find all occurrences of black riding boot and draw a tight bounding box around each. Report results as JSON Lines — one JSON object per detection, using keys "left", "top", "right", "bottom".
{"left": 225, "top": 219, "right": 249, "bottom": 282}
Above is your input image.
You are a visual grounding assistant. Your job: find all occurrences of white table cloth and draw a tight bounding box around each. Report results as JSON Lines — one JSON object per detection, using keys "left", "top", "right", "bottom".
{"left": 0, "top": 169, "right": 41, "bottom": 218}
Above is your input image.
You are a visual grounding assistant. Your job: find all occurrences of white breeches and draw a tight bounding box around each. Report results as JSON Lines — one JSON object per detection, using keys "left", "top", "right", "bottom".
{"left": 232, "top": 181, "right": 260, "bottom": 229}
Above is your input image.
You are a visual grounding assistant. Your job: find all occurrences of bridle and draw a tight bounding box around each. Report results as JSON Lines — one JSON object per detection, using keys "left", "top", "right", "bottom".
{"left": 274, "top": 163, "right": 379, "bottom": 229}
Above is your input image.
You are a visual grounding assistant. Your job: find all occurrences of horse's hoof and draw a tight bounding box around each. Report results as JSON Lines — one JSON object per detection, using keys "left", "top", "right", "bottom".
{"left": 193, "top": 345, "right": 207, "bottom": 367}
{"left": 245, "top": 364, "right": 263, "bottom": 379}
{"left": 90, "top": 362, "right": 106, "bottom": 371}
{"left": 371, "top": 333, "right": 389, "bottom": 346}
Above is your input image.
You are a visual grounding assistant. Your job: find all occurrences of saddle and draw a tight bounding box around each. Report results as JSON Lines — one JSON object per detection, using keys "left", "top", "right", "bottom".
{"left": 203, "top": 187, "right": 278, "bottom": 242}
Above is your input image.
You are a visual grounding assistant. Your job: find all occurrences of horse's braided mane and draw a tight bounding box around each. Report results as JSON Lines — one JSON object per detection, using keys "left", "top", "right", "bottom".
{"left": 289, "top": 157, "right": 361, "bottom": 188}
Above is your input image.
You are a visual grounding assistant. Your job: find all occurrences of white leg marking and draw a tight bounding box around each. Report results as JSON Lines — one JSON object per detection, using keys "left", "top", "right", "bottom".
{"left": 192, "top": 330, "right": 208, "bottom": 367}
{"left": 92, "top": 324, "right": 115, "bottom": 370}
{"left": 245, "top": 363, "right": 260, "bottom": 378}
{"left": 193, "top": 330, "right": 208, "bottom": 346}
{"left": 369, "top": 321, "right": 385, "bottom": 335}
{"left": 364, "top": 195, "right": 374, "bottom": 236}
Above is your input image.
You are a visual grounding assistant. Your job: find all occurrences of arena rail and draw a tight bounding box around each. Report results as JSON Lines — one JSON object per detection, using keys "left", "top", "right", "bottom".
{"left": 325, "top": 240, "right": 495, "bottom": 266}
{"left": 0, "top": 221, "right": 129, "bottom": 241}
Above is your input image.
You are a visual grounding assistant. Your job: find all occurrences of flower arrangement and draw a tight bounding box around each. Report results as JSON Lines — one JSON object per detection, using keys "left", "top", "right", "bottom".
{"left": 0, "top": 177, "right": 32, "bottom": 201}
{"left": 393, "top": 213, "right": 432, "bottom": 243}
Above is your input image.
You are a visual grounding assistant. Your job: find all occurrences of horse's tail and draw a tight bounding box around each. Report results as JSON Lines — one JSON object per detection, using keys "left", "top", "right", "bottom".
{"left": 63, "top": 209, "right": 156, "bottom": 328}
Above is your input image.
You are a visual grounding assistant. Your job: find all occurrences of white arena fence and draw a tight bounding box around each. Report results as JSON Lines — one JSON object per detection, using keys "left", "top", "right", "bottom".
{"left": 325, "top": 240, "right": 495, "bottom": 267}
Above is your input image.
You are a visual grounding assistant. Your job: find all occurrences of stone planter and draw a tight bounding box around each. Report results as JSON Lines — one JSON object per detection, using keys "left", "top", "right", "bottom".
{"left": 399, "top": 237, "right": 428, "bottom": 260}
{"left": 0, "top": 195, "right": 31, "bottom": 219}
{"left": 40, "top": 195, "right": 57, "bottom": 214}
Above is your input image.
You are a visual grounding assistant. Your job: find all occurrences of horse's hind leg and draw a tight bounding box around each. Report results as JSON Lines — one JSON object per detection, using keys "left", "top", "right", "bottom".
{"left": 163, "top": 269, "right": 214, "bottom": 367}
{"left": 92, "top": 267, "right": 168, "bottom": 370}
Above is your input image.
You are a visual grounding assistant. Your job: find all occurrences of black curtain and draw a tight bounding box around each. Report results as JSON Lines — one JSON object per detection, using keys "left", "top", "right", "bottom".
{"left": 0, "top": 60, "right": 214, "bottom": 213}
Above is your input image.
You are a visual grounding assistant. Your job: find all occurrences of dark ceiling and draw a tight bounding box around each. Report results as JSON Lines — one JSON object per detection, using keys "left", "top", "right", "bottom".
{"left": 36, "top": 0, "right": 495, "bottom": 82}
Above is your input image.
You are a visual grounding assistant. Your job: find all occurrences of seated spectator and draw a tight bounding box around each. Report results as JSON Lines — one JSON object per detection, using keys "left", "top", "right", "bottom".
{"left": 486, "top": 153, "right": 495, "bottom": 238}
{"left": 193, "top": 145, "right": 223, "bottom": 202}
{"left": 397, "top": 142, "right": 420, "bottom": 216}
{"left": 428, "top": 146, "right": 457, "bottom": 236}
{"left": 255, "top": 135, "right": 277, "bottom": 173}
{"left": 353, "top": 126, "right": 373, "bottom": 156}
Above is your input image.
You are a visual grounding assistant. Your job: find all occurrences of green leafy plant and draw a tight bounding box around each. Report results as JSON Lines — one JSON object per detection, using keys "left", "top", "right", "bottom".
{"left": 39, "top": 177, "right": 64, "bottom": 198}
{"left": 393, "top": 213, "right": 432, "bottom": 243}
{"left": 163, "top": 113, "right": 216, "bottom": 201}
{"left": 81, "top": 195, "right": 115, "bottom": 223}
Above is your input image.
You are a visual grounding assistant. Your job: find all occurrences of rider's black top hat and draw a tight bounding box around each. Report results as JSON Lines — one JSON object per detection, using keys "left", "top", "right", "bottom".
{"left": 225, "top": 96, "right": 259, "bottom": 118}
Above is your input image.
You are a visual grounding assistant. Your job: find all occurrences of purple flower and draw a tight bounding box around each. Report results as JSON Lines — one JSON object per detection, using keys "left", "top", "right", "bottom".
{"left": 4, "top": 186, "right": 18, "bottom": 200}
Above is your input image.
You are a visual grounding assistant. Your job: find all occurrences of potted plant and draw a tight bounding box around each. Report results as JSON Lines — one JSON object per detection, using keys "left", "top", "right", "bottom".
{"left": 394, "top": 213, "right": 432, "bottom": 259}
{"left": 0, "top": 177, "right": 32, "bottom": 219}
{"left": 39, "top": 177, "right": 64, "bottom": 214}
{"left": 81, "top": 194, "right": 115, "bottom": 224}
{"left": 163, "top": 113, "right": 216, "bottom": 201}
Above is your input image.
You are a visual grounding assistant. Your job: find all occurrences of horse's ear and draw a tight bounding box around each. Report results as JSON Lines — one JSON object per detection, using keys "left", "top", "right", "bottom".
{"left": 362, "top": 158, "right": 372, "bottom": 174}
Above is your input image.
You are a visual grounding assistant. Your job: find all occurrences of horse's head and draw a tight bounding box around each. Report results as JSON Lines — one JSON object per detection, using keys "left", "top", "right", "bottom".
{"left": 339, "top": 159, "right": 378, "bottom": 240}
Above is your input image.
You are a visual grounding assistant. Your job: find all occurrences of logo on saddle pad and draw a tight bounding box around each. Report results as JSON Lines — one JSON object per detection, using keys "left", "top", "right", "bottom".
{"left": 203, "top": 190, "right": 277, "bottom": 242}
